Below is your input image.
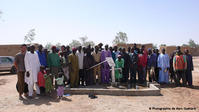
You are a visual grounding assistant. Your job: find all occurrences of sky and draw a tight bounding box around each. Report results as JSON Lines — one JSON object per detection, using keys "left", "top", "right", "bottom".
{"left": 0, "top": 0, "right": 199, "bottom": 47}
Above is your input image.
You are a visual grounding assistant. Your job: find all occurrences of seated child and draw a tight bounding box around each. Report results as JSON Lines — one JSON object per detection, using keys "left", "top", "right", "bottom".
{"left": 115, "top": 55, "right": 124, "bottom": 83}
{"left": 44, "top": 68, "right": 53, "bottom": 95}
{"left": 56, "top": 72, "right": 64, "bottom": 98}
{"left": 37, "top": 66, "right": 46, "bottom": 95}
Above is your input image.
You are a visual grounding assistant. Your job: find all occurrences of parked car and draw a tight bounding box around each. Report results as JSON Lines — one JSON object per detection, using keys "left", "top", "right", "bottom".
{"left": 0, "top": 56, "right": 16, "bottom": 74}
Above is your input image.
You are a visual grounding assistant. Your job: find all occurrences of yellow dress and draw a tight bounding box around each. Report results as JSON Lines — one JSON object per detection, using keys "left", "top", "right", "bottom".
{"left": 68, "top": 54, "right": 79, "bottom": 87}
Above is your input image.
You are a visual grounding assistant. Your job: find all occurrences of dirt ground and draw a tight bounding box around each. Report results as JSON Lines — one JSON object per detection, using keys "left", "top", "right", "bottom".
{"left": 0, "top": 57, "right": 199, "bottom": 112}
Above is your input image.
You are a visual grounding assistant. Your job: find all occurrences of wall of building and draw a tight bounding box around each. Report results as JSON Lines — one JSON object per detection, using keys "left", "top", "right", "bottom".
{"left": 0, "top": 44, "right": 39, "bottom": 56}
{"left": 0, "top": 45, "right": 21, "bottom": 56}
{"left": 159, "top": 46, "right": 191, "bottom": 56}
{"left": 190, "top": 48, "right": 199, "bottom": 56}
{"left": 116, "top": 43, "right": 153, "bottom": 51}
{"left": 1, "top": 43, "right": 198, "bottom": 57}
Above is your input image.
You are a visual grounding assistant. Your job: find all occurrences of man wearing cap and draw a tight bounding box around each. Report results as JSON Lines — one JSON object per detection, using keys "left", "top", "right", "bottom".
{"left": 47, "top": 46, "right": 61, "bottom": 87}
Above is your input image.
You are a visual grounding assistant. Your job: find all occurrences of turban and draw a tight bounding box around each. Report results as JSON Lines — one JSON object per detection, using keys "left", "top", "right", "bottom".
{"left": 51, "top": 46, "right": 56, "bottom": 49}
{"left": 72, "top": 48, "right": 77, "bottom": 51}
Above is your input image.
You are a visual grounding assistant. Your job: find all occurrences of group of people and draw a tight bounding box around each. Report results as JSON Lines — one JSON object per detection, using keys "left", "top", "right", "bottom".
{"left": 15, "top": 43, "right": 194, "bottom": 99}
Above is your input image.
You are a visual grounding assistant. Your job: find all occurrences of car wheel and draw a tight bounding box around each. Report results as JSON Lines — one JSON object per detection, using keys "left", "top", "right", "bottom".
{"left": 10, "top": 66, "right": 17, "bottom": 74}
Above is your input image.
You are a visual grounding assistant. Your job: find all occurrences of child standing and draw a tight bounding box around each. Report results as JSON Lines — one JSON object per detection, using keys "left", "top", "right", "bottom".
{"left": 37, "top": 66, "right": 46, "bottom": 96}
{"left": 44, "top": 68, "right": 53, "bottom": 95}
{"left": 56, "top": 72, "right": 65, "bottom": 98}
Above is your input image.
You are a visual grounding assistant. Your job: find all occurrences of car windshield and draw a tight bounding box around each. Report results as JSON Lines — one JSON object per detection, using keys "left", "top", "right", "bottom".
{"left": 0, "top": 57, "right": 13, "bottom": 63}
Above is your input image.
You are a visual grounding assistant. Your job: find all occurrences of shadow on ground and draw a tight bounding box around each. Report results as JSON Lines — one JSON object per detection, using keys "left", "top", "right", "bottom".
{"left": 21, "top": 91, "right": 72, "bottom": 106}
{"left": 0, "top": 79, "right": 8, "bottom": 85}
{"left": 189, "top": 85, "right": 199, "bottom": 90}
{"left": 160, "top": 83, "right": 177, "bottom": 88}
{"left": 159, "top": 83, "right": 199, "bottom": 90}
{"left": 0, "top": 72, "right": 16, "bottom": 76}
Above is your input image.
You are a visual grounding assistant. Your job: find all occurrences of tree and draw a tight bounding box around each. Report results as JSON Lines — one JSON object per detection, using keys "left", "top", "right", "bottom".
{"left": 84, "top": 41, "right": 95, "bottom": 47}
{"left": 152, "top": 44, "right": 157, "bottom": 49}
{"left": 0, "top": 10, "right": 2, "bottom": 18}
{"left": 68, "top": 36, "right": 95, "bottom": 48}
{"left": 24, "top": 29, "right": 36, "bottom": 44}
{"left": 182, "top": 44, "right": 188, "bottom": 47}
{"left": 160, "top": 44, "right": 166, "bottom": 47}
{"left": 79, "top": 36, "right": 88, "bottom": 46}
{"left": 56, "top": 42, "right": 62, "bottom": 49}
{"left": 69, "top": 40, "right": 81, "bottom": 48}
{"left": 112, "top": 32, "right": 128, "bottom": 45}
{"left": 79, "top": 36, "right": 95, "bottom": 47}
{"left": 188, "top": 39, "right": 199, "bottom": 48}
{"left": 0, "top": 10, "right": 3, "bottom": 22}
{"left": 45, "top": 42, "right": 53, "bottom": 51}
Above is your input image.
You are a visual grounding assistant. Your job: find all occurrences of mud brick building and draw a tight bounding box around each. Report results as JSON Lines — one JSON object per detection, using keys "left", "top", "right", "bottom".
{"left": 0, "top": 44, "right": 39, "bottom": 56}
{"left": 115, "top": 43, "right": 153, "bottom": 51}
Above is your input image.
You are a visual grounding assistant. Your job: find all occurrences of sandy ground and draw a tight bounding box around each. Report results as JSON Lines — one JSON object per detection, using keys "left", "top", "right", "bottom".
{"left": 0, "top": 57, "right": 199, "bottom": 112}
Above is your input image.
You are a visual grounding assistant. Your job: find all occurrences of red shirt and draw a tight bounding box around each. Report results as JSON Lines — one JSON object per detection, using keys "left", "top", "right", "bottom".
{"left": 38, "top": 71, "right": 46, "bottom": 87}
{"left": 138, "top": 51, "right": 147, "bottom": 68}
{"left": 173, "top": 55, "right": 186, "bottom": 70}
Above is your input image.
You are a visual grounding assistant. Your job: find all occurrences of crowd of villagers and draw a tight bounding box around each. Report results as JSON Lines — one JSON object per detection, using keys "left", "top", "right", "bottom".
{"left": 15, "top": 43, "right": 194, "bottom": 99}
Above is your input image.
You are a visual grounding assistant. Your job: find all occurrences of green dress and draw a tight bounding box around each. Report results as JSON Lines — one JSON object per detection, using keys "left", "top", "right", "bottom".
{"left": 44, "top": 74, "right": 53, "bottom": 93}
{"left": 115, "top": 58, "right": 124, "bottom": 79}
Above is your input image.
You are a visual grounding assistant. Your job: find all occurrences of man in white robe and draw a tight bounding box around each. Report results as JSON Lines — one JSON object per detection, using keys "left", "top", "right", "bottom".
{"left": 76, "top": 46, "right": 85, "bottom": 86}
{"left": 157, "top": 48, "right": 170, "bottom": 84}
{"left": 24, "top": 45, "right": 41, "bottom": 97}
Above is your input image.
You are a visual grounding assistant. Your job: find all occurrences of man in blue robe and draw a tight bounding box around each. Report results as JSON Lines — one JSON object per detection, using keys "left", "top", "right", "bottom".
{"left": 157, "top": 48, "right": 170, "bottom": 84}
{"left": 37, "top": 45, "right": 47, "bottom": 67}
